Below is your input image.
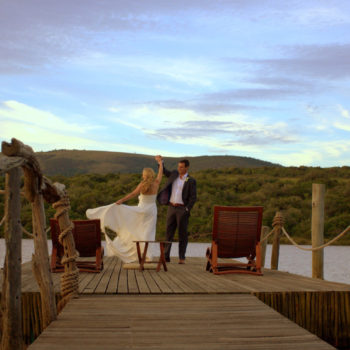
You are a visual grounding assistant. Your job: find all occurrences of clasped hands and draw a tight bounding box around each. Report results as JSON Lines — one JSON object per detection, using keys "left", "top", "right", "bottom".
{"left": 155, "top": 155, "right": 163, "bottom": 164}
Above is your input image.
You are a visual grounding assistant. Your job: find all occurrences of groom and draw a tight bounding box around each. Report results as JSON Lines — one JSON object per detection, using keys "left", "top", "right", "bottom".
{"left": 156, "top": 156, "right": 197, "bottom": 264}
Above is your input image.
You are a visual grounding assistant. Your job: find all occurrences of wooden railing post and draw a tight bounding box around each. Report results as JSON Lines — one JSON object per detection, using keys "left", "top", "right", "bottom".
{"left": 2, "top": 138, "right": 57, "bottom": 329}
{"left": 271, "top": 212, "right": 284, "bottom": 270}
{"left": 31, "top": 178, "right": 57, "bottom": 327}
{"left": 260, "top": 226, "right": 269, "bottom": 268}
{"left": 312, "top": 183, "right": 325, "bottom": 279}
{"left": 1, "top": 167, "right": 23, "bottom": 350}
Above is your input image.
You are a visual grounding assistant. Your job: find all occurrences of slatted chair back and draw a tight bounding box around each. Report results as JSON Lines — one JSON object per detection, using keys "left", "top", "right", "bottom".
{"left": 50, "top": 218, "right": 103, "bottom": 273}
{"left": 50, "top": 219, "right": 102, "bottom": 257}
{"left": 213, "top": 206, "right": 263, "bottom": 259}
{"left": 72, "top": 220, "right": 102, "bottom": 257}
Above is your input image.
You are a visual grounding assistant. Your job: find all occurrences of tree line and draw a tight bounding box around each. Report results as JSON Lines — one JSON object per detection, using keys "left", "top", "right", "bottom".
{"left": 1, "top": 165, "right": 350, "bottom": 244}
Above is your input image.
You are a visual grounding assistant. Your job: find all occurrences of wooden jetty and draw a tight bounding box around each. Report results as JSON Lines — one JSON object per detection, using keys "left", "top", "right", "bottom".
{"left": 28, "top": 294, "right": 334, "bottom": 350}
{"left": 6, "top": 256, "right": 350, "bottom": 349}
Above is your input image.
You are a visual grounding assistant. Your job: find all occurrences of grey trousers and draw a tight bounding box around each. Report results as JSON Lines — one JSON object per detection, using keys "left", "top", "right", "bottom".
{"left": 164, "top": 205, "right": 189, "bottom": 260}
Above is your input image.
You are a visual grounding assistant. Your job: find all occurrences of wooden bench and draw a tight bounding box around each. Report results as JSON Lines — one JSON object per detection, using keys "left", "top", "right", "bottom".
{"left": 133, "top": 240, "right": 171, "bottom": 272}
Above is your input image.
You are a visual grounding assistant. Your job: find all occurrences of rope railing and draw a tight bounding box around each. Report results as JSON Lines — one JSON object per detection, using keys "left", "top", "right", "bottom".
{"left": 21, "top": 225, "right": 50, "bottom": 238}
{"left": 22, "top": 226, "right": 34, "bottom": 238}
{"left": 263, "top": 209, "right": 350, "bottom": 275}
{"left": 0, "top": 215, "right": 6, "bottom": 227}
{"left": 262, "top": 216, "right": 350, "bottom": 251}
{"left": 281, "top": 226, "right": 350, "bottom": 252}
{"left": 260, "top": 227, "right": 276, "bottom": 243}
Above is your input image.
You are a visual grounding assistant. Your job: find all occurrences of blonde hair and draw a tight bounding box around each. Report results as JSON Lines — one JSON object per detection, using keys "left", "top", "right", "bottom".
{"left": 140, "top": 168, "right": 156, "bottom": 194}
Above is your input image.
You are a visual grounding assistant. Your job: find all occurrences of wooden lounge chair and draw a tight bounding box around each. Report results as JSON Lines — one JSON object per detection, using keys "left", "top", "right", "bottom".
{"left": 50, "top": 219, "right": 104, "bottom": 273}
{"left": 206, "top": 206, "right": 263, "bottom": 275}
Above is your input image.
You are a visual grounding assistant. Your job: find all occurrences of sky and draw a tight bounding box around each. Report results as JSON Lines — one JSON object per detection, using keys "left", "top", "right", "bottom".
{"left": 1, "top": 0, "right": 350, "bottom": 167}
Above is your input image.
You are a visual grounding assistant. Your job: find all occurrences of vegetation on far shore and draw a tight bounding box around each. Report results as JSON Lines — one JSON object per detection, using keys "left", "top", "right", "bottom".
{"left": 1, "top": 166, "right": 350, "bottom": 245}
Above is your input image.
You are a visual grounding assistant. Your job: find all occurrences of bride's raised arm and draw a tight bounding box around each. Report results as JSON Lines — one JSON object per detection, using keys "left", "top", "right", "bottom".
{"left": 154, "top": 158, "right": 163, "bottom": 188}
{"left": 115, "top": 183, "right": 142, "bottom": 205}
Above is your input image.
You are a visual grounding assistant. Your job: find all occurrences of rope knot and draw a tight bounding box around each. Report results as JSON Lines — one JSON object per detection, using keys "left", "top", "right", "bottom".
{"left": 53, "top": 196, "right": 71, "bottom": 220}
{"left": 272, "top": 211, "right": 284, "bottom": 228}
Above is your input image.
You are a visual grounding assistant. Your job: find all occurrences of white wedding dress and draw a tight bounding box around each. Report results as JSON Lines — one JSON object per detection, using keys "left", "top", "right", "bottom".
{"left": 86, "top": 194, "right": 157, "bottom": 263}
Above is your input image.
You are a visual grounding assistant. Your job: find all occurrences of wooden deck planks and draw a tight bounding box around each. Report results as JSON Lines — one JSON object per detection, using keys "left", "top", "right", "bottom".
{"left": 144, "top": 270, "right": 163, "bottom": 294}
{"left": 4, "top": 256, "right": 350, "bottom": 348}
{"left": 82, "top": 256, "right": 116, "bottom": 294}
{"left": 13, "top": 256, "right": 350, "bottom": 295}
{"left": 94, "top": 256, "right": 119, "bottom": 294}
{"left": 27, "top": 294, "right": 335, "bottom": 350}
{"left": 105, "top": 257, "right": 122, "bottom": 294}
{"left": 127, "top": 269, "right": 139, "bottom": 294}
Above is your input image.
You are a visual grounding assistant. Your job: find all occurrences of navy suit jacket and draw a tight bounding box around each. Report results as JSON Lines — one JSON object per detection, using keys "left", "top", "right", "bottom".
{"left": 157, "top": 165, "right": 197, "bottom": 212}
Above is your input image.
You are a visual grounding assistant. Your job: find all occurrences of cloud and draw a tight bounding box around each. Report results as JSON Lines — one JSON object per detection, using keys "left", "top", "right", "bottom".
{"left": 250, "top": 44, "right": 350, "bottom": 80}
{"left": 143, "top": 74, "right": 316, "bottom": 116}
{"left": 0, "top": 119, "right": 173, "bottom": 156}
{"left": 258, "top": 138, "right": 350, "bottom": 167}
{"left": 203, "top": 87, "right": 303, "bottom": 101}
{"left": 287, "top": 6, "right": 350, "bottom": 27}
{"left": 305, "top": 103, "right": 350, "bottom": 133}
{"left": 145, "top": 75, "right": 316, "bottom": 115}
{"left": 110, "top": 104, "right": 297, "bottom": 149}
{"left": 0, "top": 0, "right": 257, "bottom": 74}
{"left": 0, "top": 100, "right": 177, "bottom": 156}
{"left": 214, "top": 44, "right": 350, "bottom": 108}
{"left": 338, "top": 105, "right": 350, "bottom": 119}
{"left": 147, "top": 99, "right": 264, "bottom": 115}
{"left": 0, "top": 100, "right": 91, "bottom": 134}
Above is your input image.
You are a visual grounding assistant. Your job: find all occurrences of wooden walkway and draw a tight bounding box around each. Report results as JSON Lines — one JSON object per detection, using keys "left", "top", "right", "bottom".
{"left": 28, "top": 294, "right": 335, "bottom": 350}
{"left": 16, "top": 256, "right": 350, "bottom": 348}
{"left": 18, "top": 256, "right": 350, "bottom": 295}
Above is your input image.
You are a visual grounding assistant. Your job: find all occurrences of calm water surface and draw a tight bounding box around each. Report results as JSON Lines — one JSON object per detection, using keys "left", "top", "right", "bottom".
{"left": 1, "top": 240, "right": 349, "bottom": 284}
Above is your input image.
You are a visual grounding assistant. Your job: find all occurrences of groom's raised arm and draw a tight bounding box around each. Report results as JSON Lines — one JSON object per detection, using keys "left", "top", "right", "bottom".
{"left": 155, "top": 155, "right": 171, "bottom": 177}
{"left": 162, "top": 162, "right": 171, "bottom": 178}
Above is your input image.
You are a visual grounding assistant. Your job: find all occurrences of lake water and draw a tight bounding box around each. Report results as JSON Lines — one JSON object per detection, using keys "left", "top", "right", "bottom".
{"left": 1, "top": 240, "right": 349, "bottom": 285}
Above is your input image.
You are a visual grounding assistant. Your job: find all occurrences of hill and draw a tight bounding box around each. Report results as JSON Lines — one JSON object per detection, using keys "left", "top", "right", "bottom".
{"left": 36, "top": 150, "right": 280, "bottom": 176}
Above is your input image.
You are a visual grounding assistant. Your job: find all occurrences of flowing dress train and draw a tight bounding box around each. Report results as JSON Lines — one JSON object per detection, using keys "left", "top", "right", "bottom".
{"left": 86, "top": 194, "right": 157, "bottom": 263}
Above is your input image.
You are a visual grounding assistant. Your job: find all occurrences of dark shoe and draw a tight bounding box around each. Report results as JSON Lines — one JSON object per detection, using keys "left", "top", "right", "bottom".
{"left": 178, "top": 259, "right": 185, "bottom": 264}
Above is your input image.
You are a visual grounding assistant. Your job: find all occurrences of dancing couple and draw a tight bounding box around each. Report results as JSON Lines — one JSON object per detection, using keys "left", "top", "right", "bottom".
{"left": 86, "top": 156, "right": 197, "bottom": 264}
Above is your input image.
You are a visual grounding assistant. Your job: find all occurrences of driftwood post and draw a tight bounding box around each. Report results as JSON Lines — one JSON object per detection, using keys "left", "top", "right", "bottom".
{"left": 0, "top": 168, "right": 23, "bottom": 350}
{"left": 271, "top": 212, "right": 284, "bottom": 270}
{"left": 312, "top": 183, "right": 325, "bottom": 279}
{"left": 2, "top": 139, "right": 57, "bottom": 328}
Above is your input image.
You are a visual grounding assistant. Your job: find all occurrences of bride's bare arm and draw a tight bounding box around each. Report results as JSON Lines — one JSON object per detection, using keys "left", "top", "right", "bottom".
{"left": 116, "top": 183, "right": 142, "bottom": 205}
{"left": 154, "top": 159, "right": 163, "bottom": 188}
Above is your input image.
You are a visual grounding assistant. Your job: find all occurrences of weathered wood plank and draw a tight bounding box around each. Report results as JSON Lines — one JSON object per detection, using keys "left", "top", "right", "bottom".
{"left": 127, "top": 269, "right": 139, "bottom": 294}
{"left": 155, "top": 268, "right": 186, "bottom": 294}
{"left": 27, "top": 294, "right": 335, "bottom": 350}
{"left": 105, "top": 257, "right": 122, "bottom": 294}
{"left": 94, "top": 257, "right": 118, "bottom": 294}
{"left": 116, "top": 264, "right": 128, "bottom": 294}
{"left": 147, "top": 270, "right": 172, "bottom": 293}
{"left": 82, "top": 257, "right": 115, "bottom": 294}
{"left": 142, "top": 270, "right": 162, "bottom": 294}
{"left": 134, "top": 270, "right": 150, "bottom": 294}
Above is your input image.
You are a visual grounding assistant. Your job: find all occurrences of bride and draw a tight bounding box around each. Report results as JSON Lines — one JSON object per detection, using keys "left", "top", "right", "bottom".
{"left": 86, "top": 157, "right": 163, "bottom": 263}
